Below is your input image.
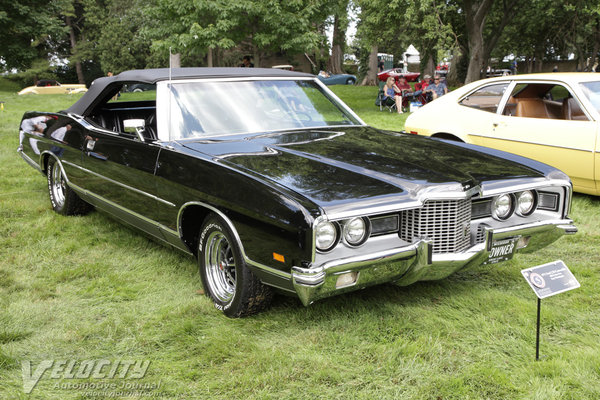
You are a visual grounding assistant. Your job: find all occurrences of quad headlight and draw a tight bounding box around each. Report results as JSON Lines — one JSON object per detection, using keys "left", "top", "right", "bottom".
{"left": 316, "top": 217, "right": 372, "bottom": 252}
{"left": 492, "top": 194, "right": 514, "bottom": 220}
{"left": 343, "top": 217, "right": 369, "bottom": 246}
{"left": 516, "top": 190, "right": 537, "bottom": 216}
{"left": 315, "top": 220, "right": 338, "bottom": 252}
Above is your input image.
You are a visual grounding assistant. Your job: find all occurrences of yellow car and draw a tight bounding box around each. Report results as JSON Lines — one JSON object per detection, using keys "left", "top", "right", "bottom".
{"left": 18, "top": 79, "right": 87, "bottom": 95}
{"left": 405, "top": 73, "right": 600, "bottom": 196}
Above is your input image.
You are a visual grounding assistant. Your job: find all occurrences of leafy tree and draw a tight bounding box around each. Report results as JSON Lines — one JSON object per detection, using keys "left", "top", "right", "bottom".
{"left": 0, "top": 0, "right": 65, "bottom": 72}
{"left": 355, "top": 0, "right": 400, "bottom": 85}
{"left": 405, "top": 0, "right": 456, "bottom": 77}
{"left": 82, "top": 0, "right": 153, "bottom": 74}
{"left": 144, "top": 0, "right": 326, "bottom": 68}
{"left": 460, "top": 0, "right": 519, "bottom": 83}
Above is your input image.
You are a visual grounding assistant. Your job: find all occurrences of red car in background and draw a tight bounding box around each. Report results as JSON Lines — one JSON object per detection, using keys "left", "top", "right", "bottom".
{"left": 377, "top": 68, "right": 420, "bottom": 82}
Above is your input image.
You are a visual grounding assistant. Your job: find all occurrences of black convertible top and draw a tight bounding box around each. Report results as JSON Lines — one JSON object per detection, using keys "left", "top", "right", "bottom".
{"left": 67, "top": 67, "right": 314, "bottom": 116}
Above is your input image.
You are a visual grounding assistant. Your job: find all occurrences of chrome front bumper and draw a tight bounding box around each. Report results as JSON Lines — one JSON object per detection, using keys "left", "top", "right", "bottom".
{"left": 291, "top": 219, "right": 577, "bottom": 306}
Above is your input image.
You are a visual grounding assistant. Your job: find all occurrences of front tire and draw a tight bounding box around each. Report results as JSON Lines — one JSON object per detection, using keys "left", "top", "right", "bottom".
{"left": 198, "top": 214, "right": 273, "bottom": 317}
{"left": 47, "top": 158, "right": 92, "bottom": 215}
{"left": 346, "top": 78, "right": 355, "bottom": 85}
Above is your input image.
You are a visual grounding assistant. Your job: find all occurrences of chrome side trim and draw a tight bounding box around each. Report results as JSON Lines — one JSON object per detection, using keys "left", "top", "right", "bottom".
{"left": 33, "top": 154, "right": 189, "bottom": 253}
{"left": 177, "top": 201, "right": 292, "bottom": 281}
{"left": 467, "top": 134, "right": 595, "bottom": 153}
{"left": 19, "top": 150, "right": 42, "bottom": 172}
{"left": 62, "top": 161, "right": 176, "bottom": 207}
{"left": 40, "top": 151, "right": 67, "bottom": 178}
{"left": 68, "top": 181, "right": 190, "bottom": 253}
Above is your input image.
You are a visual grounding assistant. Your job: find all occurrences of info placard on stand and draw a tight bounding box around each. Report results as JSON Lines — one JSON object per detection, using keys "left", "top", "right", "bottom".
{"left": 521, "top": 260, "right": 580, "bottom": 361}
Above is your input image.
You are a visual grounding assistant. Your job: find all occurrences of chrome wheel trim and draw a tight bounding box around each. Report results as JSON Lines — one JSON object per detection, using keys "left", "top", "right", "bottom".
{"left": 51, "top": 162, "right": 66, "bottom": 208}
{"left": 204, "top": 231, "right": 236, "bottom": 303}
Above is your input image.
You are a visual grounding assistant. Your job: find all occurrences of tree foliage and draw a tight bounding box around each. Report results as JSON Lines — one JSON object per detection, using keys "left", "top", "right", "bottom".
{"left": 3, "top": 0, "right": 600, "bottom": 87}
{"left": 143, "top": 0, "right": 327, "bottom": 67}
{"left": 0, "top": 0, "right": 66, "bottom": 71}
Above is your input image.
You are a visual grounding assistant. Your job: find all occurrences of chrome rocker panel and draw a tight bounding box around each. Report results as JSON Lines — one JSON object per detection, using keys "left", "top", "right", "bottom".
{"left": 292, "top": 219, "right": 576, "bottom": 306}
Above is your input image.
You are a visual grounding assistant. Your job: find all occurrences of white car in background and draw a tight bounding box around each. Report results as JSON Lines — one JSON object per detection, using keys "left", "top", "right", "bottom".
{"left": 405, "top": 73, "right": 600, "bottom": 196}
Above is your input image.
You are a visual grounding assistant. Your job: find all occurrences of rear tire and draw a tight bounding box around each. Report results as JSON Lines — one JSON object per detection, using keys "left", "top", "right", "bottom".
{"left": 47, "top": 158, "right": 92, "bottom": 216}
{"left": 198, "top": 214, "right": 273, "bottom": 317}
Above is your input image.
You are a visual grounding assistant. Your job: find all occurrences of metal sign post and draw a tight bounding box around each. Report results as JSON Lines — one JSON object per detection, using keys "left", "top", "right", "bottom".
{"left": 536, "top": 298, "right": 541, "bottom": 360}
{"left": 521, "top": 260, "right": 580, "bottom": 361}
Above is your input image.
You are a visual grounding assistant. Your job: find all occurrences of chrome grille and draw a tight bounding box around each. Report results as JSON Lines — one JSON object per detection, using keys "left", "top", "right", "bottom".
{"left": 399, "top": 199, "right": 472, "bottom": 254}
{"left": 475, "top": 225, "right": 486, "bottom": 244}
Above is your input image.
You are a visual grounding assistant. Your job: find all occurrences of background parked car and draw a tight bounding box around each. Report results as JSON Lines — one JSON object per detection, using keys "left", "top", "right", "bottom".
{"left": 378, "top": 68, "right": 420, "bottom": 82}
{"left": 404, "top": 72, "right": 600, "bottom": 196}
{"left": 18, "top": 80, "right": 87, "bottom": 95}
{"left": 124, "top": 83, "right": 155, "bottom": 92}
{"left": 316, "top": 72, "right": 356, "bottom": 85}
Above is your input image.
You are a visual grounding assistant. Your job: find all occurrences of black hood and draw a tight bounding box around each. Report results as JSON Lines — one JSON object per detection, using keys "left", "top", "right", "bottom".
{"left": 181, "top": 127, "right": 547, "bottom": 215}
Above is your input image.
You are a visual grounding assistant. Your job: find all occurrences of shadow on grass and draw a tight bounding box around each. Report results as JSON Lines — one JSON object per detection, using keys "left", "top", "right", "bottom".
{"left": 266, "top": 263, "right": 519, "bottom": 322}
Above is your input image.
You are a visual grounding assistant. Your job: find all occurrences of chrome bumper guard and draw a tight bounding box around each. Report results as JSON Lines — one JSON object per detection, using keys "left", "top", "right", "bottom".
{"left": 292, "top": 219, "right": 577, "bottom": 306}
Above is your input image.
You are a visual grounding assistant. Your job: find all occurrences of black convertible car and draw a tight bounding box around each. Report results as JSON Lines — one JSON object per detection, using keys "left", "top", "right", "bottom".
{"left": 18, "top": 68, "right": 577, "bottom": 317}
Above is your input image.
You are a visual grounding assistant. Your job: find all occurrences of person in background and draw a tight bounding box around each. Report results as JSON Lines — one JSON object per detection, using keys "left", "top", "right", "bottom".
{"left": 425, "top": 75, "right": 448, "bottom": 100}
{"left": 240, "top": 56, "right": 254, "bottom": 68}
{"left": 414, "top": 75, "right": 432, "bottom": 103}
{"left": 383, "top": 77, "right": 403, "bottom": 114}
{"left": 395, "top": 76, "right": 413, "bottom": 110}
{"left": 415, "top": 74, "right": 431, "bottom": 91}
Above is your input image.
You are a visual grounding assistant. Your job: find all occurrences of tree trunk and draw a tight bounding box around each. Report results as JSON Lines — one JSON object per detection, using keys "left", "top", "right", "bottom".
{"left": 446, "top": 46, "right": 463, "bottom": 87}
{"left": 361, "top": 46, "right": 379, "bottom": 86}
{"left": 464, "top": 0, "right": 494, "bottom": 84}
{"left": 534, "top": 47, "right": 544, "bottom": 72}
{"left": 424, "top": 54, "right": 435, "bottom": 77}
{"left": 328, "top": 11, "right": 347, "bottom": 74}
{"left": 66, "top": 15, "right": 85, "bottom": 84}
{"left": 465, "top": 33, "right": 485, "bottom": 84}
{"left": 207, "top": 48, "right": 213, "bottom": 67}
{"left": 481, "top": 0, "right": 519, "bottom": 65}
{"left": 253, "top": 46, "right": 260, "bottom": 68}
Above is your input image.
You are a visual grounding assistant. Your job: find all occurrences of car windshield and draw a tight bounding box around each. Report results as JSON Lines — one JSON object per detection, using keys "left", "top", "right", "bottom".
{"left": 579, "top": 81, "right": 600, "bottom": 114}
{"left": 166, "top": 79, "right": 360, "bottom": 139}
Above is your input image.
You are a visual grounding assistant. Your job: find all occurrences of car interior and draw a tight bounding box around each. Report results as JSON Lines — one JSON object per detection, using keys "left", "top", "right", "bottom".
{"left": 503, "top": 83, "right": 588, "bottom": 121}
{"left": 86, "top": 83, "right": 158, "bottom": 141}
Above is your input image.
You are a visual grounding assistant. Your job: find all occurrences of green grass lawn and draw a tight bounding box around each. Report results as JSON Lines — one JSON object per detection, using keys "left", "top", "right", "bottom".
{"left": 1, "top": 85, "right": 599, "bottom": 399}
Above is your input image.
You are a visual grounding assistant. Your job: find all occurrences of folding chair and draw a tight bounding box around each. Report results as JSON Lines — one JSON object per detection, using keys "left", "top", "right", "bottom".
{"left": 375, "top": 88, "right": 397, "bottom": 112}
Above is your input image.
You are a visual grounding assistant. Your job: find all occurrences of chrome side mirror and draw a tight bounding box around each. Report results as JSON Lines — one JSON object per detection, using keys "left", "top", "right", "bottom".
{"left": 123, "top": 119, "right": 146, "bottom": 142}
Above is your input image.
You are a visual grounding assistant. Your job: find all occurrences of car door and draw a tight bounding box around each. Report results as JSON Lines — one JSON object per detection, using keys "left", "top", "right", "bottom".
{"left": 455, "top": 82, "right": 511, "bottom": 146}
{"left": 77, "top": 86, "right": 165, "bottom": 237}
{"left": 480, "top": 81, "right": 597, "bottom": 192}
